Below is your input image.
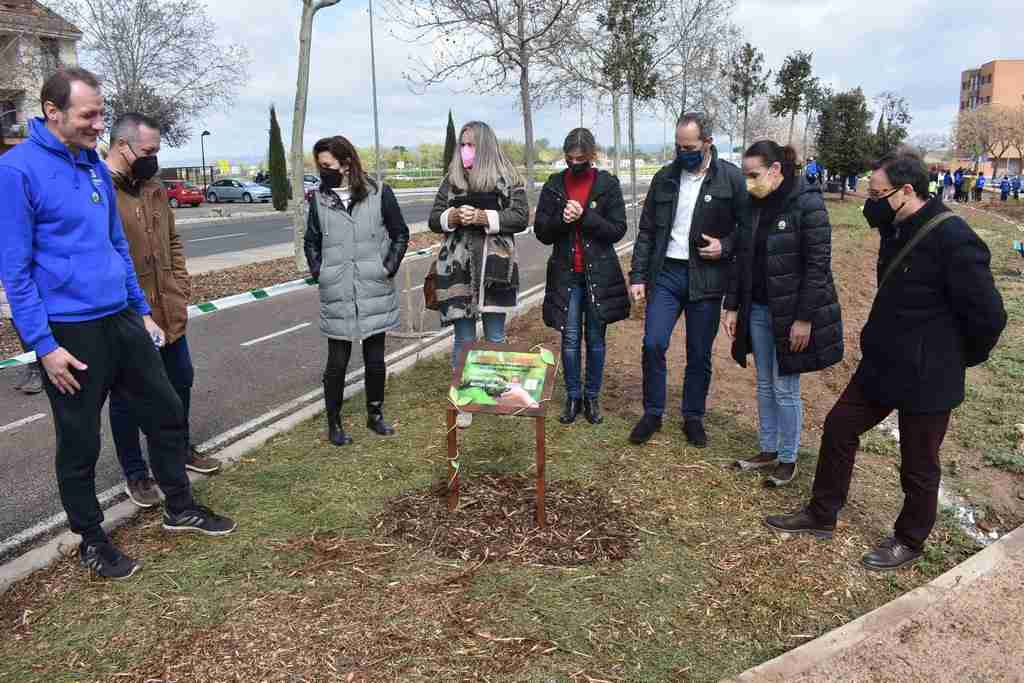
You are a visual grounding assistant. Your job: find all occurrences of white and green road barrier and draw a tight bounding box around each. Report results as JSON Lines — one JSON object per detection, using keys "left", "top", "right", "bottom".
{"left": 0, "top": 245, "right": 444, "bottom": 370}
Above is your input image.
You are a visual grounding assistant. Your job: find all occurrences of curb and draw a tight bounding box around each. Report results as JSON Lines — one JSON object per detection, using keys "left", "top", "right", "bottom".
{"left": 0, "top": 237, "right": 444, "bottom": 370}
{"left": 0, "top": 237, "right": 597, "bottom": 592}
{"left": 725, "top": 522, "right": 1024, "bottom": 682}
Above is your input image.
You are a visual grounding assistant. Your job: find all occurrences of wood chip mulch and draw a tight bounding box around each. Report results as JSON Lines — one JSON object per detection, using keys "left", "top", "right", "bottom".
{"left": 376, "top": 474, "right": 641, "bottom": 566}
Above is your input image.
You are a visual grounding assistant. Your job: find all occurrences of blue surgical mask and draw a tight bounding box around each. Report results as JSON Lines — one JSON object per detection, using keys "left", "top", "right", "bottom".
{"left": 676, "top": 146, "right": 703, "bottom": 172}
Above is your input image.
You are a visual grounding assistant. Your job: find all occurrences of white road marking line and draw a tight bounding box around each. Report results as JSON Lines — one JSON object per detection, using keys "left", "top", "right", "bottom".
{"left": 188, "top": 232, "right": 247, "bottom": 243}
{"left": 0, "top": 413, "right": 46, "bottom": 434}
{"left": 240, "top": 322, "right": 311, "bottom": 347}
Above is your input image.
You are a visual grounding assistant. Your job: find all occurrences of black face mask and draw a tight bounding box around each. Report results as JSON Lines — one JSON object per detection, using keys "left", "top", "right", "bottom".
{"left": 320, "top": 167, "right": 344, "bottom": 189}
{"left": 124, "top": 145, "right": 159, "bottom": 181}
{"left": 862, "top": 189, "right": 904, "bottom": 229}
{"left": 568, "top": 161, "right": 591, "bottom": 176}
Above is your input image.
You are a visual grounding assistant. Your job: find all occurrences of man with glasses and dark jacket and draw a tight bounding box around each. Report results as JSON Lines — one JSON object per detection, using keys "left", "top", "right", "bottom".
{"left": 628, "top": 112, "right": 751, "bottom": 448}
{"left": 765, "top": 150, "right": 1006, "bottom": 571}
{"left": 0, "top": 68, "right": 236, "bottom": 580}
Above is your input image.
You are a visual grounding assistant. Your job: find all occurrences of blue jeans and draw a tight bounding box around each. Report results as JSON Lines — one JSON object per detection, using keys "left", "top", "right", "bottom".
{"left": 109, "top": 335, "right": 194, "bottom": 481}
{"left": 750, "top": 304, "right": 802, "bottom": 463}
{"left": 451, "top": 313, "right": 506, "bottom": 367}
{"left": 641, "top": 259, "right": 721, "bottom": 419}
{"left": 561, "top": 272, "right": 607, "bottom": 400}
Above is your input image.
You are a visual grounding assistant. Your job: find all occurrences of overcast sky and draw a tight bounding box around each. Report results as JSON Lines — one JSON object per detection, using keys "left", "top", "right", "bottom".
{"left": 159, "top": 0, "right": 1010, "bottom": 166}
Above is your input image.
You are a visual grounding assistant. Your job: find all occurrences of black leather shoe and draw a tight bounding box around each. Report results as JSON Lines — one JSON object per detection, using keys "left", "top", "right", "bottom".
{"left": 583, "top": 398, "right": 603, "bottom": 424}
{"left": 559, "top": 398, "right": 581, "bottom": 424}
{"left": 861, "top": 537, "right": 923, "bottom": 572}
{"left": 764, "top": 507, "right": 835, "bottom": 539}
{"left": 628, "top": 414, "right": 662, "bottom": 444}
{"left": 366, "top": 401, "right": 395, "bottom": 436}
{"left": 683, "top": 418, "right": 708, "bottom": 448}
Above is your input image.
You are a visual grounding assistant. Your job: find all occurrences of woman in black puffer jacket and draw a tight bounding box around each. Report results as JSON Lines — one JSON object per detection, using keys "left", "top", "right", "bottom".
{"left": 534, "top": 128, "right": 630, "bottom": 425}
{"left": 724, "top": 140, "right": 843, "bottom": 487}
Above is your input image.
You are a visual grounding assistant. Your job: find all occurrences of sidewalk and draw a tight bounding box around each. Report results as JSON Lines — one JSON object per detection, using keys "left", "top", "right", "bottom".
{"left": 731, "top": 524, "right": 1024, "bottom": 682}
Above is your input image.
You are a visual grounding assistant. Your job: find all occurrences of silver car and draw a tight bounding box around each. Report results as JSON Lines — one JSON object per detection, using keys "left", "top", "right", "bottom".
{"left": 206, "top": 178, "right": 273, "bottom": 204}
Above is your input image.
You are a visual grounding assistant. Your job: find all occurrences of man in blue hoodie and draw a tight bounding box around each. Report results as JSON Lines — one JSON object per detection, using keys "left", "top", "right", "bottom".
{"left": 0, "top": 67, "right": 236, "bottom": 580}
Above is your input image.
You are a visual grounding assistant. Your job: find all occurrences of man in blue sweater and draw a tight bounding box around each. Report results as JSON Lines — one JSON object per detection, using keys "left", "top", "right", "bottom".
{"left": 0, "top": 68, "right": 236, "bottom": 580}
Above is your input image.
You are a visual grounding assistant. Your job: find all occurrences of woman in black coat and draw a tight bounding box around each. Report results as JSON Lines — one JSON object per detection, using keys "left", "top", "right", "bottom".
{"left": 724, "top": 140, "right": 843, "bottom": 486}
{"left": 534, "top": 128, "right": 630, "bottom": 425}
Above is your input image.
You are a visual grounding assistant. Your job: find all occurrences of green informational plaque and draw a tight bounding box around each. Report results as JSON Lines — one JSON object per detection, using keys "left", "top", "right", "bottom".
{"left": 450, "top": 342, "right": 557, "bottom": 417}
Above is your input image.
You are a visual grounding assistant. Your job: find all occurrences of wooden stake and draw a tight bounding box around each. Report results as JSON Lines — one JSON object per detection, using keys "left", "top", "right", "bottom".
{"left": 535, "top": 415, "right": 547, "bottom": 528}
{"left": 447, "top": 407, "right": 459, "bottom": 512}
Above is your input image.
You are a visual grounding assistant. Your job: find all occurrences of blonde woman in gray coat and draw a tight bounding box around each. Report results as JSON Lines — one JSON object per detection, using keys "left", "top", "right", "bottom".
{"left": 304, "top": 136, "right": 409, "bottom": 446}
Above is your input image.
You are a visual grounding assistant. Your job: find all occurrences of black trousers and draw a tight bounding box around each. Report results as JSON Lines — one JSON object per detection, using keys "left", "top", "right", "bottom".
{"left": 808, "top": 377, "right": 950, "bottom": 551}
{"left": 324, "top": 332, "right": 387, "bottom": 404}
{"left": 41, "top": 309, "right": 193, "bottom": 543}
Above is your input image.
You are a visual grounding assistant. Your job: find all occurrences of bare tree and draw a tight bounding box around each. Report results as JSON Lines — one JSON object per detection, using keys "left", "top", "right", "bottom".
{"left": 388, "top": 0, "right": 586, "bottom": 202}
{"left": 655, "top": 0, "right": 738, "bottom": 116}
{"left": 56, "top": 0, "right": 250, "bottom": 147}
{"left": 289, "top": 0, "right": 341, "bottom": 271}
{"left": 907, "top": 132, "right": 950, "bottom": 160}
{"left": 955, "top": 106, "right": 1013, "bottom": 175}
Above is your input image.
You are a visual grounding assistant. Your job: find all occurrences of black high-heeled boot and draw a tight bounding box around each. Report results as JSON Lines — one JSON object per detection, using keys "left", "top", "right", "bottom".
{"left": 366, "top": 401, "right": 395, "bottom": 435}
{"left": 583, "top": 397, "right": 603, "bottom": 424}
{"left": 323, "top": 376, "right": 353, "bottom": 446}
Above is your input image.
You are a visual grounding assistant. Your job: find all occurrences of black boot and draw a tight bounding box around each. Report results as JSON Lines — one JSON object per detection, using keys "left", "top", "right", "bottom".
{"left": 583, "top": 397, "right": 603, "bottom": 424}
{"left": 366, "top": 401, "right": 395, "bottom": 435}
{"left": 559, "top": 398, "right": 581, "bottom": 424}
{"left": 323, "top": 377, "right": 352, "bottom": 447}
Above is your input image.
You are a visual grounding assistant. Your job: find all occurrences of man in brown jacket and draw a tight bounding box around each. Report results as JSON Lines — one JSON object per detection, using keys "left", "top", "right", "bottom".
{"left": 105, "top": 113, "right": 220, "bottom": 508}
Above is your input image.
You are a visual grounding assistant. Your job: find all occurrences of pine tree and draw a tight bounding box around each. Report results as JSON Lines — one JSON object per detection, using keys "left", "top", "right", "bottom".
{"left": 816, "top": 88, "right": 872, "bottom": 200}
{"left": 443, "top": 110, "right": 457, "bottom": 172}
{"left": 875, "top": 114, "right": 887, "bottom": 158}
{"left": 268, "top": 105, "right": 288, "bottom": 212}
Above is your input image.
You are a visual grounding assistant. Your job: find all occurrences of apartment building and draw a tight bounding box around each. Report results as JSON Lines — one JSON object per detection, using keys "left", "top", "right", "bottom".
{"left": 958, "top": 59, "right": 1024, "bottom": 176}
{"left": 0, "top": 0, "right": 81, "bottom": 153}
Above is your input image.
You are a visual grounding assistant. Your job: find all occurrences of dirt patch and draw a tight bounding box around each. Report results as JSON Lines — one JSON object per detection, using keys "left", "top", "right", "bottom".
{"left": 377, "top": 474, "right": 640, "bottom": 566}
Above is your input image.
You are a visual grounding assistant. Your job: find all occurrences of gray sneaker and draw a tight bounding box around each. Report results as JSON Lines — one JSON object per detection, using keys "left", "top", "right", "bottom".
{"left": 735, "top": 452, "right": 779, "bottom": 471}
{"left": 765, "top": 462, "right": 797, "bottom": 488}
{"left": 186, "top": 447, "right": 221, "bottom": 474}
{"left": 125, "top": 478, "right": 161, "bottom": 508}
{"left": 15, "top": 363, "right": 43, "bottom": 394}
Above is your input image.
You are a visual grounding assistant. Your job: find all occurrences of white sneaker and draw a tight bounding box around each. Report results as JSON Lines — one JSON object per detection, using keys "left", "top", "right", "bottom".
{"left": 456, "top": 412, "right": 473, "bottom": 429}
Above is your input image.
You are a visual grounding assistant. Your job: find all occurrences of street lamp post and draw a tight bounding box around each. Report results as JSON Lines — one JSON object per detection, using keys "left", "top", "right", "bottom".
{"left": 200, "top": 130, "right": 211, "bottom": 190}
{"left": 368, "top": 0, "right": 382, "bottom": 184}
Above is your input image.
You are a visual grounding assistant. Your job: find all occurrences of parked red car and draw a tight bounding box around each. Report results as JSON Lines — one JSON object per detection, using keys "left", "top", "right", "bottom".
{"left": 164, "top": 180, "right": 205, "bottom": 208}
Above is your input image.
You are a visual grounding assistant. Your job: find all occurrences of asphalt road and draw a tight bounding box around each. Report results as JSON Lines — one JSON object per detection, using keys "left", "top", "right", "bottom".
{"left": 0, "top": 206, "right": 645, "bottom": 558}
{"left": 178, "top": 182, "right": 651, "bottom": 259}
{"left": 179, "top": 193, "right": 440, "bottom": 259}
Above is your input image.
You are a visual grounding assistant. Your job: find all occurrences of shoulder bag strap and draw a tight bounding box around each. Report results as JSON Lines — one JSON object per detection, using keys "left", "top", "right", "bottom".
{"left": 878, "top": 211, "right": 955, "bottom": 289}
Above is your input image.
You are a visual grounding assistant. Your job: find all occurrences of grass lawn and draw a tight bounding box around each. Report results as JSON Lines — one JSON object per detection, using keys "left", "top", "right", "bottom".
{"left": 1, "top": 198, "right": 1020, "bottom": 682}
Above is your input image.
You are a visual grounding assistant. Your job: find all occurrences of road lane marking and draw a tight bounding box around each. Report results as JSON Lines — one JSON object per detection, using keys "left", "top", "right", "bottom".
{"left": 0, "top": 413, "right": 46, "bottom": 434}
{"left": 188, "top": 232, "right": 247, "bottom": 243}
{"left": 240, "top": 322, "right": 311, "bottom": 347}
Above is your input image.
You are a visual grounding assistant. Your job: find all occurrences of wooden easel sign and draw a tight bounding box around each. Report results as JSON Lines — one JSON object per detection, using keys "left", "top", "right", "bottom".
{"left": 446, "top": 342, "right": 558, "bottom": 526}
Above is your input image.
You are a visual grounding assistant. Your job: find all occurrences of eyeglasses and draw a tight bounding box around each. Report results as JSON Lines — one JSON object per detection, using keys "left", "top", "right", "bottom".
{"left": 867, "top": 187, "right": 900, "bottom": 200}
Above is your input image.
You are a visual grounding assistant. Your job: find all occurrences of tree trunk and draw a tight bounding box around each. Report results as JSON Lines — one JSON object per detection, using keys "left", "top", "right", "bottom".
{"left": 628, "top": 83, "right": 637, "bottom": 232}
{"left": 289, "top": 1, "right": 315, "bottom": 271}
{"left": 288, "top": 0, "right": 339, "bottom": 271}
{"left": 519, "top": 46, "right": 535, "bottom": 203}
{"left": 788, "top": 111, "right": 796, "bottom": 145}
{"left": 741, "top": 98, "right": 749, "bottom": 153}
{"left": 516, "top": 6, "right": 534, "bottom": 204}
{"left": 802, "top": 111, "right": 810, "bottom": 159}
{"left": 612, "top": 90, "right": 622, "bottom": 177}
